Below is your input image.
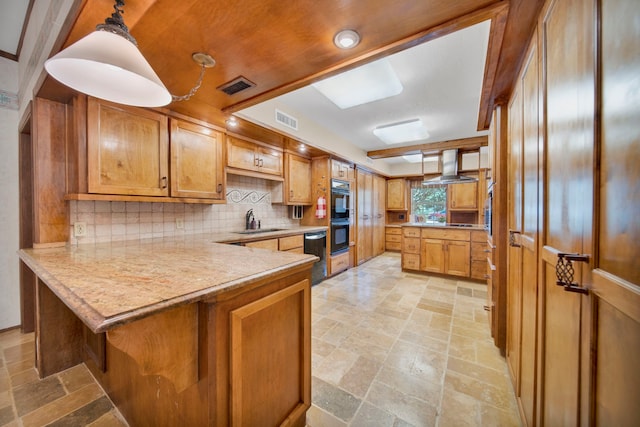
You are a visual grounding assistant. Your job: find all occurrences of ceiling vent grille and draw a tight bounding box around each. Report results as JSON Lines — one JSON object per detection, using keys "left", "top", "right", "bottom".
{"left": 217, "top": 76, "right": 255, "bottom": 95}
{"left": 275, "top": 109, "right": 298, "bottom": 130}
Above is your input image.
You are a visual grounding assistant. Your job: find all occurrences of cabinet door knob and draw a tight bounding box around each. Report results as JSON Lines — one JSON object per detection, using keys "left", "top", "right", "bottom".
{"left": 259, "top": 158, "right": 264, "bottom": 167}
{"left": 161, "top": 176, "right": 168, "bottom": 189}
{"left": 254, "top": 157, "right": 259, "bottom": 167}
{"left": 290, "top": 190, "right": 294, "bottom": 198}
{"left": 217, "top": 183, "right": 223, "bottom": 193}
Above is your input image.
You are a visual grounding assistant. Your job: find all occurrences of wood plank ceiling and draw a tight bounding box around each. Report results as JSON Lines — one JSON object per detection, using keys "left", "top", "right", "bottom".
{"left": 41, "top": 0, "right": 543, "bottom": 134}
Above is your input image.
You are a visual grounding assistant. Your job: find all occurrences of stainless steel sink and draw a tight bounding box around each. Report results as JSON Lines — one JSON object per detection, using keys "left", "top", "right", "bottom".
{"left": 234, "top": 228, "right": 283, "bottom": 235}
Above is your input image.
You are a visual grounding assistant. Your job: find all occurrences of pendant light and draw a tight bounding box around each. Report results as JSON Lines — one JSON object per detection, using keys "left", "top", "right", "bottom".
{"left": 44, "top": 0, "right": 214, "bottom": 108}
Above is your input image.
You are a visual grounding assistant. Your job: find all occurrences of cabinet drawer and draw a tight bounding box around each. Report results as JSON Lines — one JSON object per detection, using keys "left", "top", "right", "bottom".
{"left": 245, "top": 239, "right": 279, "bottom": 251}
{"left": 402, "top": 237, "right": 421, "bottom": 254}
{"left": 330, "top": 251, "right": 350, "bottom": 274}
{"left": 386, "top": 227, "right": 402, "bottom": 235}
{"left": 402, "top": 253, "right": 420, "bottom": 270}
{"left": 403, "top": 227, "right": 421, "bottom": 238}
{"left": 279, "top": 235, "right": 304, "bottom": 251}
{"left": 471, "top": 260, "right": 488, "bottom": 280}
{"left": 471, "top": 230, "right": 487, "bottom": 243}
{"left": 471, "top": 242, "right": 486, "bottom": 260}
{"left": 386, "top": 241, "right": 401, "bottom": 251}
{"left": 386, "top": 234, "right": 402, "bottom": 243}
{"left": 421, "top": 228, "right": 470, "bottom": 241}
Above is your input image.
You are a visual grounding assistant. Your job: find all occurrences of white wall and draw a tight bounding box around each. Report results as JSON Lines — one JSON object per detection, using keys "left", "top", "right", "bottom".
{"left": 238, "top": 101, "right": 393, "bottom": 176}
{"left": 0, "top": 0, "right": 76, "bottom": 330}
{"left": 0, "top": 58, "right": 20, "bottom": 329}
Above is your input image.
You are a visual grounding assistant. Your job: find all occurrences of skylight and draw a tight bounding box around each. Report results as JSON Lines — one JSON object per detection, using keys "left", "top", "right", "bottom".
{"left": 311, "top": 59, "right": 403, "bottom": 109}
{"left": 373, "top": 119, "right": 429, "bottom": 144}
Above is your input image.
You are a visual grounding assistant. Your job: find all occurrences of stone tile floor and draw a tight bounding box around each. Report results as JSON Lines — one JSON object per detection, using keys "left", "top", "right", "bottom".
{"left": 0, "top": 330, "right": 126, "bottom": 426}
{"left": 307, "top": 252, "right": 521, "bottom": 426}
{"left": 0, "top": 252, "right": 520, "bottom": 426}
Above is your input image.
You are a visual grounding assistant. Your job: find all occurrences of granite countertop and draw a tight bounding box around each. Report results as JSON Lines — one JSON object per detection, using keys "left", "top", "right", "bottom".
{"left": 18, "top": 226, "right": 325, "bottom": 333}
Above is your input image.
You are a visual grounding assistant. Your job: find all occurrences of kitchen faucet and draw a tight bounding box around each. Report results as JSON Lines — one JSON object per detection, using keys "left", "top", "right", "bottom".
{"left": 245, "top": 209, "right": 254, "bottom": 230}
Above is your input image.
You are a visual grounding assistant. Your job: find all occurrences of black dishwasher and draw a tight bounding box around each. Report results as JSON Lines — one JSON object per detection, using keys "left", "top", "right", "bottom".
{"left": 304, "top": 231, "right": 326, "bottom": 285}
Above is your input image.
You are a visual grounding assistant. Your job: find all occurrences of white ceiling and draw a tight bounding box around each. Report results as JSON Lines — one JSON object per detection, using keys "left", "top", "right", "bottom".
{"left": 0, "top": 0, "right": 30, "bottom": 58}
{"left": 239, "top": 20, "right": 491, "bottom": 167}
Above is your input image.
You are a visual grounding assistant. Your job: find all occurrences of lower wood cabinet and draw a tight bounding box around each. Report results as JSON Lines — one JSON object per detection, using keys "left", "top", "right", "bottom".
{"left": 329, "top": 251, "right": 350, "bottom": 275}
{"left": 421, "top": 238, "right": 470, "bottom": 277}
{"left": 385, "top": 227, "right": 402, "bottom": 251}
{"left": 245, "top": 239, "right": 279, "bottom": 251}
{"left": 470, "top": 230, "right": 488, "bottom": 280}
{"left": 278, "top": 235, "right": 304, "bottom": 253}
{"left": 36, "top": 266, "right": 312, "bottom": 427}
{"left": 243, "top": 235, "right": 304, "bottom": 253}
{"left": 400, "top": 226, "right": 487, "bottom": 280}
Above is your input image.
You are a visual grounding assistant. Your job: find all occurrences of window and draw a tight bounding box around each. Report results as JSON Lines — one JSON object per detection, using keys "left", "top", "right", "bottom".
{"left": 411, "top": 184, "right": 447, "bottom": 224}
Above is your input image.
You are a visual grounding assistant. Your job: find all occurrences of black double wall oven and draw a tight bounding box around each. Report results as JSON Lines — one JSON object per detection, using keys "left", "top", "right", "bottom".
{"left": 330, "top": 179, "right": 350, "bottom": 254}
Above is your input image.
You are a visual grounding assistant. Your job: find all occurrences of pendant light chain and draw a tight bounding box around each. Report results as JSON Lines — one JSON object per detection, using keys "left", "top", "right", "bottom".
{"left": 171, "top": 63, "right": 207, "bottom": 102}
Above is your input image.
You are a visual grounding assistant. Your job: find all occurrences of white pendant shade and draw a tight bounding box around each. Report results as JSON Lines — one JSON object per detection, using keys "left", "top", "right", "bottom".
{"left": 45, "top": 30, "right": 172, "bottom": 107}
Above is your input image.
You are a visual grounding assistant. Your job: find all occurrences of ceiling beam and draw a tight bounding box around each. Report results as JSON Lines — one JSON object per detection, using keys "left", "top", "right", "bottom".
{"left": 477, "top": 2, "right": 509, "bottom": 130}
{"left": 366, "top": 136, "right": 488, "bottom": 159}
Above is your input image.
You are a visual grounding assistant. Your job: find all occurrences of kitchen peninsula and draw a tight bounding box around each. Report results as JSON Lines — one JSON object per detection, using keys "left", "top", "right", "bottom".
{"left": 18, "top": 229, "right": 322, "bottom": 427}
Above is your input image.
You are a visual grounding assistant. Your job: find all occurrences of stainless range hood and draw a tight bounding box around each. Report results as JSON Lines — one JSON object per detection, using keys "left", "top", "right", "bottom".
{"left": 422, "top": 149, "right": 477, "bottom": 185}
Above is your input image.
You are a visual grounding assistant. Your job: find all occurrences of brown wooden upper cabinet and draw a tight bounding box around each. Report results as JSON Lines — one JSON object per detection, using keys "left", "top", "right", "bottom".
{"left": 386, "top": 178, "right": 408, "bottom": 210}
{"left": 448, "top": 182, "right": 478, "bottom": 210}
{"left": 88, "top": 98, "right": 169, "bottom": 197}
{"left": 284, "top": 153, "right": 312, "bottom": 205}
{"left": 169, "top": 119, "right": 225, "bottom": 200}
{"left": 331, "top": 159, "right": 354, "bottom": 181}
{"left": 226, "top": 135, "right": 283, "bottom": 177}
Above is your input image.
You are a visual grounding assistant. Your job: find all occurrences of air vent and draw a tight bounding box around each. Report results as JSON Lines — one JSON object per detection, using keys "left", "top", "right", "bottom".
{"left": 275, "top": 109, "right": 298, "bottom": 130}
{"left": 217, "top": 76, "right": 255, "bottom": 95}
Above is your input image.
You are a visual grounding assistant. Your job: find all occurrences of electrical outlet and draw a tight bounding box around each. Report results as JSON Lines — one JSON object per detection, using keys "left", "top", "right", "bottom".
{"left": 74, "top": 222, "right": 87, "bottom": 237}
{"left": 175, "top": 218, "right": 184, "bottom": 229}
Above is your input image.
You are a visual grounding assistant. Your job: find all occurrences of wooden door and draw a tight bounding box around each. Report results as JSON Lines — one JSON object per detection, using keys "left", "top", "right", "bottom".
{"left": 420, "top": 239, "right": 444, "bottom": 273}
{"left": 444, "top": 240, "right": 470, "bottom": 277}
{"left": 170, "top": 119, "right": 224, "bottom": 199}
{"left": 449, "top": 182, "right": 478, "bottom": 210}
{"left": 506, "top": 81, "right": 523, "bottom": 401}
{"left": 285, "top": 154, "right": 312, "bottom": 205}
{"left": 87, "top": 98, "right": 169, "bottom": 196}
{"left": 540, "top": 0, "right": 594, "bottom": 424}
{"left": 589, "top": 0, "right": 640, "bottom": 424}
{"left": 356, "top": 169, "right": 373, "bottom": 264}
{"left": 519, "top": 37, "right": 540, "bottom": 427}
{"left": 372, "top": 175, "right": 385, "bottom": 256}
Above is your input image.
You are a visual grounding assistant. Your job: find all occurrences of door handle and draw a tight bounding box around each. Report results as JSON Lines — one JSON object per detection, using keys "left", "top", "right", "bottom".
{"left": 555, "top": 253, "right": 590, "bottom": 294}
{"left": 509, "top": 230, "right": 521, "bottom": 247}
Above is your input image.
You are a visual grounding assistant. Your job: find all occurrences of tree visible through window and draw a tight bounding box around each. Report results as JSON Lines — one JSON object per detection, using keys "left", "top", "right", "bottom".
{"left": 411, "top": 185, "right": 447, "bottom": 223}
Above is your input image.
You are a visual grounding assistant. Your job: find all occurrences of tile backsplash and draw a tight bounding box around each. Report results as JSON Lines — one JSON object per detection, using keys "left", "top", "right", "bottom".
{"left": 69, "top": 175, "right": 299, "bottom": 245}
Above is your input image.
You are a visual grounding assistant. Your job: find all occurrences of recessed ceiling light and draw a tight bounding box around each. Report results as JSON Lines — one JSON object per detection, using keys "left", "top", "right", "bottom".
{"left": 334, "top": 30, "right": 360, "bottom": 49}
{"left": 226, "top": 116, "right": 238, "bottom": 127}
{"left": 311, "top": 59, "right": 403, "bottom": 109}
{"left": 373, "top": 119, "right": 429, "bottom": 144}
